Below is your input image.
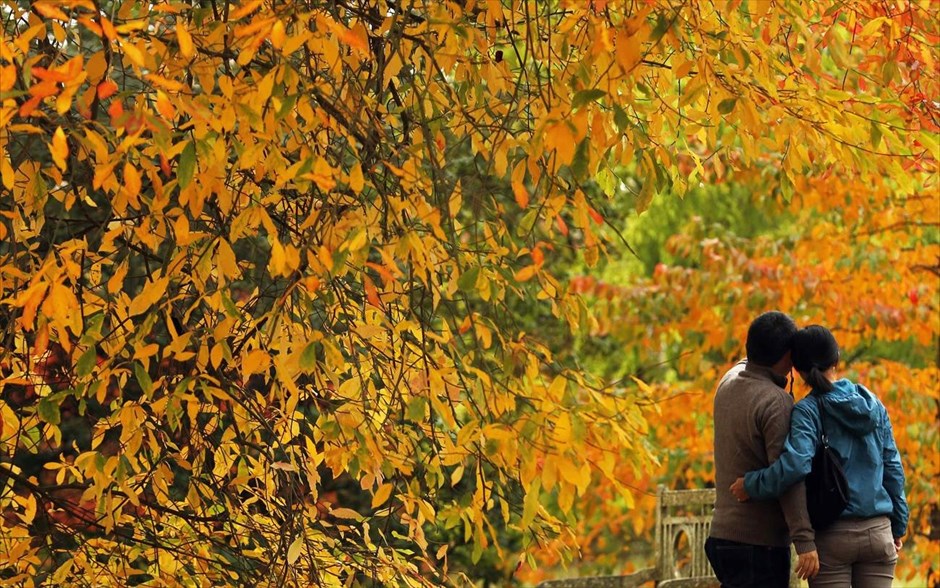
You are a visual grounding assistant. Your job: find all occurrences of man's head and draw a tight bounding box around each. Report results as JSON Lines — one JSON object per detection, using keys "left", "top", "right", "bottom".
{"left": 746, "top": 311, "right": 797, "bottom": 372}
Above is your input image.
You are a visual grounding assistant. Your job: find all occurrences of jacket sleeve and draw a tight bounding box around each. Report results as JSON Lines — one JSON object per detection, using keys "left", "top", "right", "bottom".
{"left": 749, "top": 393, "right": 815, "bottom": 553}
{"left": 744, "top": 400, "right": 818, "bottom": 500}
{"left": 880, "top": 405, "right": 909, "bottom": 538}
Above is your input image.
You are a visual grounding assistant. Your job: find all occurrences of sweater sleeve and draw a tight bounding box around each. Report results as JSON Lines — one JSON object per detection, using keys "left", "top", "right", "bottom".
{"left": 750, "top": 393, "right": 815, "bottom": 553}
{"left": 880, "top": 406, "right": 909, "bottom": 538}
{"left": 744, "top": 401, "right": 818, "bottom": 500}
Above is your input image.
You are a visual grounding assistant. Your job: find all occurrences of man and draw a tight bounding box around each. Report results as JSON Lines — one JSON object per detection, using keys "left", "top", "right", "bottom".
{"left": 705, "top": 311, "right": 819, "bottom": 587}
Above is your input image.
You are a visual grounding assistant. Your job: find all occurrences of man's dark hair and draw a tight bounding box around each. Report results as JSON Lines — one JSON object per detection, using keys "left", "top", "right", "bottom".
{"left": 745, "top": 311, "right": 797, "bottom": 366}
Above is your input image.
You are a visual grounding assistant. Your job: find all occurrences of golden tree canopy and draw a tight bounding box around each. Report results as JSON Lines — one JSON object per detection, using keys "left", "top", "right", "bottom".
{"left": 0, "top": 0, "right": 936, "bottom": 585}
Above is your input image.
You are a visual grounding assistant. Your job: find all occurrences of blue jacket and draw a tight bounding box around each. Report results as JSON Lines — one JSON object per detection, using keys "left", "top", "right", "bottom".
{"left": 743, "top": 378, "right": 909, "bottom": 538}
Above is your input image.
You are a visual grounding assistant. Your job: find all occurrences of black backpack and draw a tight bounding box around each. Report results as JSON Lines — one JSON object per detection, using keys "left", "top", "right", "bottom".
{"left": 805, "top": 393, "right": 850, "bottom": 531}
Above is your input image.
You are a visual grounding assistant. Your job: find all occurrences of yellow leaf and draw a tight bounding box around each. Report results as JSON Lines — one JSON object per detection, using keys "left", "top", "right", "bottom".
{"left": 216, "top": 239, "right": 238, "bottom": 277}
{"left": 269, "top": 238, "right": 299, "bottom": 277}
{"left": 121, "top": 40, "right": 145, "bottom": 67}
{"left": 514, "top": 265, "right": 537, "bottom": 283}
{"left": 674, "top": 59, "right": 695, "bottom": 79}
{"left": 241, "top": 349, "right": 270, "bottom": 379}
{"left": 557, "top": 478, "right": 575, "bottom": 513}
{"left": 521, "top": 477, "right": 540, "bottom": 528}
{"left": 0, "top": 65, "right": 15, "bottom": 92}
{"left": 344, "top": 228, "right": 368, "bottom": 252}
{"left": 547, "top": 375, "right": 567, "bottom": 401}
{"left": 270, "top": 20, "right": 286, "bottom": 49}
{"left": 32, "top": 2, "right": 69, "bottom": 21}
{"left": 123, "top": 162, "right": 141, "bottom": 199}
{"left": 128, "top": 276, "right": 169, "bottom": 317}
{"left": 107, "top": 262, "right": 128, "bottom": 294}
{"left": 176, "top": 23, "right": 194, "bottom": 58}
{"left": 631, "top": 375, "right": 653, "bottom": 395}
{"left": 558, "top": 457, "right": 580, "bottom": 487}
{"left": 230, "top": 0, "right": 264, "bottom": 21}
{"left": 155, "top": 91, "right": 176, "bottom": 120}
{"left": 371, "top": 483, "right": 393, "bottom": 508}
{"left": 1, "top": 154, "right": 13, "bottom": 189}
{"left": 287, "top": 535, "right": 302, "bottom": 564}
{"left": 50, "top": 127, "right": 68, "bottom": 171}
{"left": 545, "top": 122, "right": 576, "bottom": 167}
{"left": 330, "top": 507, "right": 362, "bottom": 520}
{"left": 146, "top": 74, "right": 186, "bottom": 92}
{"left": 348, "top": 163, "right": 364, "bottom": 194}
{"left": 616, "top": 29, "right": 642, "bottom": 72}
{"left": 554, "top": 412, "right": 571, "bottom": 445}
{"left": 86, "top": 51, "right": 108, "bottom": 83}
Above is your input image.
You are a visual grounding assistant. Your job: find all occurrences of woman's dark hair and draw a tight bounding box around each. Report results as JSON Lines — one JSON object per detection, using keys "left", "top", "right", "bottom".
{"left": 791, "top": 325, "right": 840, "bottom": 393}
{"left": 746, "top": 311, "right": 797, "bottom": 366}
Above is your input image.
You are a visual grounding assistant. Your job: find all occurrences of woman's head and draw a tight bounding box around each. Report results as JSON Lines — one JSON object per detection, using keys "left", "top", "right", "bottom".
{"left": 791, "top": 325, "right": 840, "bottom": 392}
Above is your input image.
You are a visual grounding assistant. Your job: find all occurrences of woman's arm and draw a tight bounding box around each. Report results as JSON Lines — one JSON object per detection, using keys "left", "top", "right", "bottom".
{"left": 743, "top": 401, "right": 819, "bottom": 500}
{"left": 880, "top": 405, "right": 909, "bottom": 538}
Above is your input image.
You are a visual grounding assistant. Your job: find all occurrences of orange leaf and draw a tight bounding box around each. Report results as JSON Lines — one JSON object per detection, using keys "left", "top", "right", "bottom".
{"left": 512, "top": 181, "right": 530, "bottom": 208}
{"left": 588, "top": 207, "right": 603, "bottom": 225}
{"left": 18, "top": 95, "right": 43, "bottom": 118}
{"left": 0, "top": 65, "right": 16, "bottom": 92}
{"left": 364, "top": 276, "right": 382, "bottom": 308}
{"left": 531, "top": 247, "right": 544, "bottom": 266}
{"left": 97, "top": 80, "right": 118, "bottom": 99}
{"left": 100, "top": 17, "right": 118, "bottom": 41}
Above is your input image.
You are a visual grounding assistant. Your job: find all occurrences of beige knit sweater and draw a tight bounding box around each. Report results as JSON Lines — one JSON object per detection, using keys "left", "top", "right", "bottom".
{"left": 709, "top": 360, "right": 816, "bottom": 554}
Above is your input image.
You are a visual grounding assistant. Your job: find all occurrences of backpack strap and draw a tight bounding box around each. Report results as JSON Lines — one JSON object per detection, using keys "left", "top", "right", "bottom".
{"left": 812, "top": 392, "right": 831, "bottom": 448}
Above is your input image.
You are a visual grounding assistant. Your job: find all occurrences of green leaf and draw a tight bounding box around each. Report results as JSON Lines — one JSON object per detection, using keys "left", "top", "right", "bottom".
{"left": 717, "top": 98, "right": 737, "bottom": 114}
{"left": 38, "top": 398, "right": 60, "bottom": 425}
{"left": 569, "top": 138, "right": 590, "bottom": 179}
{"left": 778, "top": 172, "right": 794, "bottom": 202}
{"left": 407, "top": 397, "right": 427, "bottom": 422}
{"left": 277, "top": 94, "right": 298, "bottom": 120}
{"left": 613, "top": 105, "right": 629, "bottom": 131}
{"left": 178, "top": 141, "right": 197, "bottom": 188}
{"left": 881, "top": 60, "right": 898, "bottom": 85}
{"left": 649, "top": 13, "right": 671, "bottom": 43}
{"left": 571, "top": 89, "right": 606, "bottom": 109}
{"left": 457, "top": 267, "right": 479, "bottom": 292}
{"left": 517, "top": 208, "right": 539, "bottom": 236}
{"left": 76, "top": 347, "right": 98, "bottom": 377}
{"left": 870, "top": 122, "right": 883, "bottom": 149}
{"left": 135, "top": 363, "right": 153, "bottom": 397}
{"left": 300, "top": 341, "right": 319, "bottom": 370}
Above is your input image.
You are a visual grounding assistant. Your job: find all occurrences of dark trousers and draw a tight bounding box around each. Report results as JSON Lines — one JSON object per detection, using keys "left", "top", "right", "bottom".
{"left": 704, "top": 536, "right": 790, "bottom": 588}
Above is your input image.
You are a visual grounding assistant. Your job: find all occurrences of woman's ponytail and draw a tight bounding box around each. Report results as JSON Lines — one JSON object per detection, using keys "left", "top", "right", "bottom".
{"left": 792, "top": 325, "right": 840, "bottom": 393}
{"left": 805, "top": 365, "right": 835, "bottom": 393}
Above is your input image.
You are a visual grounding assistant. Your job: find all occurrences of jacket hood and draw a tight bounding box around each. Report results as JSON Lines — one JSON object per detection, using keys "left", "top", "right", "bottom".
{"left": 816, "top": 379, "right": 879, "bottom": 436}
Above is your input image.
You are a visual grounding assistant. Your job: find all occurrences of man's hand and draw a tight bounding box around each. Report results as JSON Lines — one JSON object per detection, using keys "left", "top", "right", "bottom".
{"left": 795, "top": 550, "right": 820, "bottom": 580}
{"left": 894, "top": 537, "right": 903, "bottom": 552}
{"left": 730, "top": 477, "right": 750, "bottom": 502}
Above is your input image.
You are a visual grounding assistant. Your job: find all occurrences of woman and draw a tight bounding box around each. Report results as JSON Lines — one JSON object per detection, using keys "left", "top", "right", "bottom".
{"left": 730, "top": 325, "right": 909, "bottom": 587}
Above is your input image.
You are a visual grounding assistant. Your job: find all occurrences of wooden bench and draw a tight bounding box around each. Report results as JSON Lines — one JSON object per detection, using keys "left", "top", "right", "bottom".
{"left": 538, "top": 486, "right": 802, "bottom": 588}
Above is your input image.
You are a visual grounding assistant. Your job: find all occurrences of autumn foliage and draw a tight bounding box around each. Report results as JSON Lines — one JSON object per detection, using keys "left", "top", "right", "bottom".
{"left": 0, "top": 0, "right": 937, "bottom": 585}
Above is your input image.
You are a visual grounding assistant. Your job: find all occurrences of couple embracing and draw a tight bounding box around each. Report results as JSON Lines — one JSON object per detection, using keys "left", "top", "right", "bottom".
{"left": 706, "top": 311, "right": 909, "bottom": 587}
